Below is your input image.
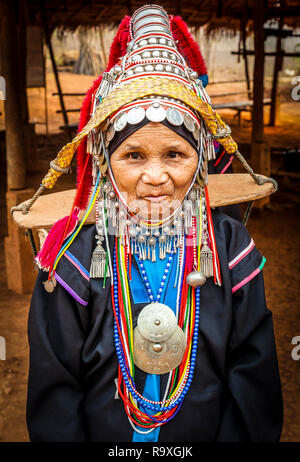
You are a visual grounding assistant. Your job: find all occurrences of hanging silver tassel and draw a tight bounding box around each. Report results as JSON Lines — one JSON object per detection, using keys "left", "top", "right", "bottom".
{"left": 90, "top": 193, "right": 110, "bottom": 279}
{"left": 90, "top": 235, "right": 110, "bottom": 278}
{"left": 200, "top": 240, "right": 214, "bottom": 278}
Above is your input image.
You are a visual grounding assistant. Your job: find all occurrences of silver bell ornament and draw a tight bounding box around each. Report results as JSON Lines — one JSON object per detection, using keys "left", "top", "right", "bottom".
{"left": 186, "top": 271, "right": 207, "bottom": 287}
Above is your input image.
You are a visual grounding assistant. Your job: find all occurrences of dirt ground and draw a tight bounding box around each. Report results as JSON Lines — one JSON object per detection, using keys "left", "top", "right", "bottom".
{"left": 0, "top": 71, "right": 299, "bottom": 442}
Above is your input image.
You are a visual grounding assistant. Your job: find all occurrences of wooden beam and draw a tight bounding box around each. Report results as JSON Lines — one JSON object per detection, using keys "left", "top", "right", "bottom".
{"left": 0, "top": 0, "right": 26, "bottom": 189}
{"left": 251, "top": 0, "right": 265, "bottom": 144}
{"left": 241, "top": 2, "right": 251, "bottom": 100}
{"left": 269, "top": 15, "right": 284, "bottom": 126}
{"left": 232, "top": 50, "right": 300, "bottom": 57}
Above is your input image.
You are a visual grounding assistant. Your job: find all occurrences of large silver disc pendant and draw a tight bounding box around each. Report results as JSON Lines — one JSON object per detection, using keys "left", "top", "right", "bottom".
{"left": 186, "top": 271, "right": 207, "bottom": 287}
{"left": 137, "top": 303, "right": 177, "bottom": 342}
{"left": 133, "top": 325, "right": 187, "bottom": 374}
{"left": 43, "top": 276, "right": 57, "bottom": 293}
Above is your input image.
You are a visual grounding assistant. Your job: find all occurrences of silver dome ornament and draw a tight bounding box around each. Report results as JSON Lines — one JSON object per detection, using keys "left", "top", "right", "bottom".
{"left": 127, "top": 107, "right": 146, "bottom": 124}
{"left": 113, "top": 65, "right": 122, "bottom": 76}
{"left": 190, "top": 71, "right": 198, "bottom": 80}
{"left": 139, "top": 39, "right": 148, "bottom": 46}
{"left": 142, "top": 51, "right": 151, "bottom": 58}
{"left": 145, "top": 64, "right": 154, "bottom": 72}
{"left": 135, "top": 65, "right": 144, "bottom": 73}
{"left": 149, "top": 37, "right": 158, "bottom": 44}
{"left": 186, "top": 271, "right": 207, "bottom": 287}
{"left": 155, "top": 63, "right": 164, "bottom": 72}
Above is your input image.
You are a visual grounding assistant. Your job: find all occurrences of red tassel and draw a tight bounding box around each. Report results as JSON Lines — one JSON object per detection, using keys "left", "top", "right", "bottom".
{"left": 35, "top": 209, "right": 79, "bottom": 271}
{"left": 170, "top": 16, "right": 207, "bottom": 77}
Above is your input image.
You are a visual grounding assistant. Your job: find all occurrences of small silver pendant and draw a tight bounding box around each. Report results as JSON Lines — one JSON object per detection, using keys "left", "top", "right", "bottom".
{"left": 186, "top": 271, "right": 207, "bottom": 287}
{"left": 43, "top": 276, "right": 57, "bottom": 293}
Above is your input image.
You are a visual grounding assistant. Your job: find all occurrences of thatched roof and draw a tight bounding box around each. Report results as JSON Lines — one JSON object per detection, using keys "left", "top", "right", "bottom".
{"left": 28, "top": 0, "right": 300, "bottom": 30}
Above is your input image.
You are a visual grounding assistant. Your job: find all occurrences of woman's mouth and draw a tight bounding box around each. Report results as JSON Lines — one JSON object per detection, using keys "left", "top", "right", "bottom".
{"left": 142, "top": 195, "right": 170, "bottom": 203}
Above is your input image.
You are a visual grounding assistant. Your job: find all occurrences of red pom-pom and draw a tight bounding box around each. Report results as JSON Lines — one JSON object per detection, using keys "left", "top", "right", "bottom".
{"left": 35, "top": 209, "right": 79, "bottom": 271}
{"left": 170, "top": 16, "right": 207, "bottom": 77}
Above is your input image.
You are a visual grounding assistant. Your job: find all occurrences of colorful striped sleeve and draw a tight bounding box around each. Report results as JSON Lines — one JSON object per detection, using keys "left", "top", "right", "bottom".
{"left": 228, "top": 235, "right": 266, "bottom": 294}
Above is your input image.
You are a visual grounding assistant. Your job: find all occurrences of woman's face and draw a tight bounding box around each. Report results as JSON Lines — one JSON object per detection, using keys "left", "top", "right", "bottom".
{"left": 110, "top": 122, "right": 198, "bottom": 220}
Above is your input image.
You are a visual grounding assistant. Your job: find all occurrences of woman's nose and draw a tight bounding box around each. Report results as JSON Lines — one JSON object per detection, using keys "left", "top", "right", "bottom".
{"left": 141, "top": 162, "right": 169, "bottom": 185}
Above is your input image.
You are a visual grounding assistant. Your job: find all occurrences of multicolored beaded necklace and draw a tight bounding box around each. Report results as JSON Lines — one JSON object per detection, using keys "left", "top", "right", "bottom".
{"left": 111, "top": 229, "right": 201, "bottom": 430}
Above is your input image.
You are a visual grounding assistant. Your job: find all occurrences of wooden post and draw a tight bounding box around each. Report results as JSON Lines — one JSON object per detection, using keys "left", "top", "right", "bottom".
{"left": 269, "top": 15, "right": 284, "bottom": 126}
{"left": 241, "top": 6, "right": 252, "bottom": 100}
{"left": 18, "top": 0, "right": 39, "bottom": 172}
{"left": 0, "top": 0, "right": 37, "bottom": 293}
{"left": 251, "top": 0, "right": 270, "bottom": 208}
{"left": 42, "top": 8, "right": 71, "bottom": 138}
{"left": 0, "top": 0, "right": 26, "bottom": 189}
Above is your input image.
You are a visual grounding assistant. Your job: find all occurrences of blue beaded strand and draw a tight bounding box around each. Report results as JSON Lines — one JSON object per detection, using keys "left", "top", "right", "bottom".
{"left": 137, "top": 253, "right": 173, "bottom": 303}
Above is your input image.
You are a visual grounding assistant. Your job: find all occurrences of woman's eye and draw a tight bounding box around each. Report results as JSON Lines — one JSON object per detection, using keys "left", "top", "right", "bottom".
{"left": 167, "top": 151, "right": 182, "bottom": 159}
{"left": 128, "top": 152, "right": 141, "bottom": 160}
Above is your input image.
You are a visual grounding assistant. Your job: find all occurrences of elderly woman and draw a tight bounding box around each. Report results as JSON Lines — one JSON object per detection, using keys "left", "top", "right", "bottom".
{"left": 25, "top": 5, "right": 282, "bottom": 442}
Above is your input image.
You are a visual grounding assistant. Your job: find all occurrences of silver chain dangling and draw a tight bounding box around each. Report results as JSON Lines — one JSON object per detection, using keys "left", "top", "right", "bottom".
{"left": 199, "top": 191, "right": 213, "bottom": 278}
{"left": 90, "top": 194, "right": 110, "bottom": 279}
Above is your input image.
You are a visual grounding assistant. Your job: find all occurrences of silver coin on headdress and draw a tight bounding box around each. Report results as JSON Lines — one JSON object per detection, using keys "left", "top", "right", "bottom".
{"left": 105, "top": 123, "right": 115, "bottom": 145}
{"left": 146, "top": 104, "right": 166, "bottom": 123}
{"left": 166, "top": 107, "right": 184, "bottom": 126}
{"left": 127, "top": 107, "right": 146, "bottom": 125}
{"left": 193, "top": 124, "right": 200, "bottom": 141}
{"left": 183, "top": 113, "right": 196, "bottom": 133}
{"left": 114, "top": 112, "right": 127, "bottom": 132}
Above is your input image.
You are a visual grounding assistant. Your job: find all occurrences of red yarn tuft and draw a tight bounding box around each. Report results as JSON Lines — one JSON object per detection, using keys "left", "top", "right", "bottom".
{"left": 170, "top": 16, "right": 207, "bottom": 77}
{"left": 75, "top": 16, "right": 131, "bottom": 211}
{"left": 35, "top": 209, "right": 79, "bottom": 271}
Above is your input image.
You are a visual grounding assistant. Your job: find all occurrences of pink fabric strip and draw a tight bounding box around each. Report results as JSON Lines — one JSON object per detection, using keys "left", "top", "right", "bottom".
{"left": 220, "top": 156, "right": 233, "bottom": 174}
{"left": 64, "top": 253, "right": 90, "bottom": 281}
{"left": 232, "top": 267, "right": 260, "bottom": 294}
{"left": 229, "top": 239, "right": 255, "bottom": 270}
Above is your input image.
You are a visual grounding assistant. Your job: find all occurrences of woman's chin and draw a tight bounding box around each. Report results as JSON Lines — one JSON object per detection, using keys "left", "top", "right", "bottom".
{"left": 130, "top": 198, "right": 181, "bottom": 221}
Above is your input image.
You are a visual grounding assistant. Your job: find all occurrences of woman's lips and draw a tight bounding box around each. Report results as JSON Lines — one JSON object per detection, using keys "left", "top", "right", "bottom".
{"left": 141, "top": 195, "right": 170, "bottom": 203}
